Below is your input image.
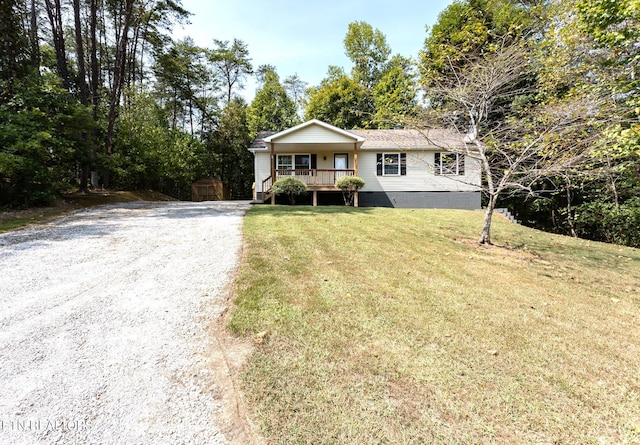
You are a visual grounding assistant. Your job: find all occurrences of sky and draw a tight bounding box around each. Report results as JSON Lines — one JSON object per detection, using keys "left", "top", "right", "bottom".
{"left": 173, "top": 0, "right": 454, "bottom": 101}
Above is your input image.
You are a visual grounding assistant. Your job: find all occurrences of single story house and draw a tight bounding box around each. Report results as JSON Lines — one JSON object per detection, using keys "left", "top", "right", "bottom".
{"left": 248, "top": 119, "right": 482, "bottom": 209}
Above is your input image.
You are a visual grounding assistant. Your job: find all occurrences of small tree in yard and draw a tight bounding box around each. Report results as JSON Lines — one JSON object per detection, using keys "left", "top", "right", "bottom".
{"left": 425, "top": 44, "right": 597, "bottom": 245}
{"left": 335, "top": 176, "right": 365, "bottom": 206}
{"left": 272, "top": 177, "right": 307, "bottom": 205}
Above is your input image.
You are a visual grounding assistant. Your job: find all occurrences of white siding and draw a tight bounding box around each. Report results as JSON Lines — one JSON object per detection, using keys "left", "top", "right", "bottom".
{"left": 254, "top": 152, "right": 271, "bottom": 193}
{"left": 255, "top": 149, "right": 481, "bottom": 194}
{"left": 273, "top": 125, "right": 358, "bottom": 144}
{"left": 358, "top": 151, "right": 481, "bottom": 193}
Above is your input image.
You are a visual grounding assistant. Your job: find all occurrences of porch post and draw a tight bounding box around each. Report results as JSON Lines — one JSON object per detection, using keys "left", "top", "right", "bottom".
{"left": 270, "top": 142, "right": 276, "bottom": 181}
{"left": 262, "top": 142, "right": 276, "bottom": 205}
{"left": 270, "top": 141, "right": 276, "bottom": 205}
{"left": 354, "top": 142, "right": 359, "bottom": 207}
{"left": 313, "top": 190, "right": 318, "bottom": 207}
{"left": 353, "top": 142, "right": 358, "bottom": 176}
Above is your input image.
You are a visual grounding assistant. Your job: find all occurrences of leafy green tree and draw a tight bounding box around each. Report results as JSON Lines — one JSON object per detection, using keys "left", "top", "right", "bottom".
{"left": 305, "top": 66, "right": 374, "bottom": 128}
{"left": 0, "top": 0, "right": 34, "bottom": 94}
{"left": 0, "top": 74, "right": 94, "bottom": 207}
{"left": 513, "top": 0, "right": 639, "bottom": 244}
{"left": 247, "top": 66, "right": 299, "bottom": 134}
{"left": 310, "top": 22, "right": 418, "bottom": 129}
{"left": 284, "top": 74, "right": 308, "bottom": 120}
{"left": 344, "top": 21, "right": 391, "bottom": 88}
{"left": 203, "top": 98, "right": 254, "bottom": 199}
{"left": 209, "top": 38, "right": 253, "bottom": 105}
{"left": 112, "top": 89, "right": 205, "bottom": 200}
{"left": 372, "top": 55, "right": 419, "bottom": 128}
{"left": 153, "top": 38, "right": 215, "bottom": 134}
{"left": 421, "top": 0, "right": 547, "bottom": 88}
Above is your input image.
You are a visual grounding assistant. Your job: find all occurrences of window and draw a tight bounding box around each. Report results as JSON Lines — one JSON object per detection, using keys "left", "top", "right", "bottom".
{"left": 277, "top": 154, "right": 313, "bottom": 170}
{"left": 376, "top": 153, "right": 407, "bottom": 176}
{"left": 277, "top": 155, "right": 293, "bottom": 170}
{"left": 295, "top": 154, "right": 310, "bottom": 170}
{"left": 434, "top": 152, "right": 465, "bottom": 175}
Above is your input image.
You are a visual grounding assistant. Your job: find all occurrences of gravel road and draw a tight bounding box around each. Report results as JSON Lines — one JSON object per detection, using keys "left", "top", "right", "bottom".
{"left": 0, "top": 201, "right": 250, "bottom": 445}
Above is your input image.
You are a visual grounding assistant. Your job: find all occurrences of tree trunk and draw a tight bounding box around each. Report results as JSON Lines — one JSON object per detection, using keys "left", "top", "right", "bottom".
{"left": 105, "top": 0, "right": 135, "bottom": 185}
{"left": 565, "top": 180, "right": 577, "bottom": 238}
{"left": 44, "top": 0, "right": 71, "bottom": 90}
{"left": 73, "top": 0, "right": 91, "bottom": 192}
{"left": 479, "top": 194, "right": 497, "bottom": 245}
{"left": 29, "top": 0, "right": 39, "bottom": 70}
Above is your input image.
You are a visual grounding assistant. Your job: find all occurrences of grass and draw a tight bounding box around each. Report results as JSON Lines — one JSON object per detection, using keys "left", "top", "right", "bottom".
{"left": 0, "top": 190, "right": 176, "bottom": 233}
{"left": 231, "top": 206, "right": 640, "bottom": 445}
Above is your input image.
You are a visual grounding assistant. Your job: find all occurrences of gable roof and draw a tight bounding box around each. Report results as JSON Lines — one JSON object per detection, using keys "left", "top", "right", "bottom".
{"left": 248, "top": 120, "right": 466, "bottom": 151}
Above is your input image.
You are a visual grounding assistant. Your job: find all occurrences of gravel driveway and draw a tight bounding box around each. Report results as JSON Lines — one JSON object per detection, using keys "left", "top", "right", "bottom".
{"left": 0, "top": 201, "right": 250, "bottom": 445}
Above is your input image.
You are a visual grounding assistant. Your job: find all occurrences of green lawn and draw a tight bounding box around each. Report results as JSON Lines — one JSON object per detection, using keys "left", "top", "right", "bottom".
{"left": 231, "top": 206, "right": 640, "bottom": 445}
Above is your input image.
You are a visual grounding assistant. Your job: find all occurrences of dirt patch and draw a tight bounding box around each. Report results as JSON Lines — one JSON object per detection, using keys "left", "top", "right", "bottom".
{"left": 207, "top": 308, "right": 261, "bottom": 445}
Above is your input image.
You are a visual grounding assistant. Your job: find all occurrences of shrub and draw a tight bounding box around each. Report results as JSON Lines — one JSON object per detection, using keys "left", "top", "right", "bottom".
{"left": 271, "top": 177, "right": 307, "bottom": 205}
{"left": 575, "top": 197, "right": 640, "bottom": 247}
{"left": 335, "top": 175, "right": 365, "bottom": 206}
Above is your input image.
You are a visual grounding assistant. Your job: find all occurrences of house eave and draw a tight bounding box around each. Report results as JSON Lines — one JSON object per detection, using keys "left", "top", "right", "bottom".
{"left": 263, "top": 119, "right": 366, "bottom": 144}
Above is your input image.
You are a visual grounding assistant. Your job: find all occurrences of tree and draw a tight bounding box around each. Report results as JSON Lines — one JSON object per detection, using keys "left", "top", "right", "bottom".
{"left": 372, "top": 55, "right": 419, "bottom": 128}
{"left": 428, "top": 44, "right": 595, "bottom": 244}
{"left": 515, "top": 0, "right": 640, "bottom": 243}
{"left": 247, "top": 66, "right": 299, "bottom": 134}
{"left": 0, "top": 0, "right": 34, "bottom": 93}
{"left": 421, "top": 0, "right": 547, "bottom": 89}
{"left": 310, "top": 21, "right": 417, "bottom": 129}
{"left": 344, "top": 21, "right": 391, "bottom": 89}
{"left": 153, "top": 38, "right": 214, "bottom": 134}
{"left": 111, "top": 88, "right": 205, "bottom": 199}
{"left": 0, "top": 74, "right": 95, "bottom": 206}
{"left": 203, "top": 98, "right": 254, "bottom": 199}
{"left": 284, "top": 74, "right": 308, "bottom": 119}
{"left": 209, "top": 38, "right": 253, "bottom": 105}
{"left": 43, "top": 0, "right": 71, "bottom": 90}
{"left": 305, "top": 66, "right": 374, "bottom": 128}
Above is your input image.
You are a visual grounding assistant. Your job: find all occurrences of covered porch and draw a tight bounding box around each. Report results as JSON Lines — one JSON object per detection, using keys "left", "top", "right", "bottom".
{"left": 261, "top": 168, "right": 356, "bottom": 206}
{"left": 251, "top": 120, "right": 366, "bottom": 206}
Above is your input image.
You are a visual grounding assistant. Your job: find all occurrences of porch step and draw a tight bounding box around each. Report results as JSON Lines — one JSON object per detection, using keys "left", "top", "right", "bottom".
{"left": 262, "top": 190, "right": 273, "bottom": 203}
{"left": 495, "top": 208, "right": 518, "bottom": 224}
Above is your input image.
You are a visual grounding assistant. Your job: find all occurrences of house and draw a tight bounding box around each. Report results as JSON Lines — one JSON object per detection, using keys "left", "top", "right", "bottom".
{"left": 248, "top": 119, "right": 481, "bottom": 209}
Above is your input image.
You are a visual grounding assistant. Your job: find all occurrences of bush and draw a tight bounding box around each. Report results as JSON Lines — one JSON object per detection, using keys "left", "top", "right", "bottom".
{"left": 575, "top": 198, "right": 640, "bottom": 247}
{"left": 272, "top": 177, "right": 307, "bottom": 205}
{"left": 335, "top": 175, "right": 365, "bottom": 206}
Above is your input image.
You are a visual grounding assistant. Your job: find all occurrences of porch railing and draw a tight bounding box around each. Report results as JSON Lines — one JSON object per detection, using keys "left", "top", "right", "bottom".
{"left": 274, "top": 169, "right": 355, "bottom": 186}
{"left": 262, "top": 175, "right": 273, "bottom": 196}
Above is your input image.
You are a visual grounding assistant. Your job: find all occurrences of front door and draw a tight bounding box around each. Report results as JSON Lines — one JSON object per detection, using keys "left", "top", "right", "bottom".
{"left": 334, "top": 153, "right": 348, "bottom": 170}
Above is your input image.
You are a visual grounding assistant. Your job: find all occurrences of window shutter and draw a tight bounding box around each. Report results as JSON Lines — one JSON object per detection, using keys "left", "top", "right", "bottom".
{"left": 376, "top": 153, "right": 382, "bottom": 176}
{"left": 400, "top": 153, "right": 407, "bottom": 176}
{"left": 434, "top": 153, "right": 441, "bottom": 175}
{"left": 458, "top": 154, "right": 465, "bottom": 175}
{"left": 311, "top": 154, "right": 317, "bottom": 170}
